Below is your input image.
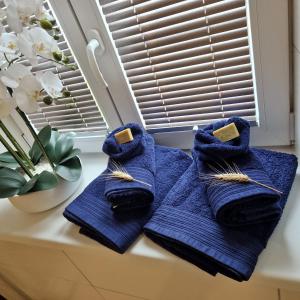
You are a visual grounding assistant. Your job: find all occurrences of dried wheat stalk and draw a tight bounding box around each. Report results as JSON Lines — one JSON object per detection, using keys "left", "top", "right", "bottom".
{"left": 199, "top": 161, "right": 282, "bottom": 194}
{"left": 103, "top": 160, "right": 152, "bottom": 187}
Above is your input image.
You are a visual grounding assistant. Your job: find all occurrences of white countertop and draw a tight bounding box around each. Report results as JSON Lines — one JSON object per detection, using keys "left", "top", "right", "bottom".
{"left": 0, "top": 148, "right": 300, "bottom": 289}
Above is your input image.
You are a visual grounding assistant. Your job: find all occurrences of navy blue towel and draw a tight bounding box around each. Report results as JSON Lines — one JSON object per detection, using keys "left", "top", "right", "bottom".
{"left": 144, "top": 131, "right": 297, "bottom": 281}
{"left": 195, "top": 117, "right": 281, "bottom": 226}
{"left": 102, "top": 123, "right": 155, "bottom": 211}
{"left": 63, "top": 145, "right": 192, "bottom": 253}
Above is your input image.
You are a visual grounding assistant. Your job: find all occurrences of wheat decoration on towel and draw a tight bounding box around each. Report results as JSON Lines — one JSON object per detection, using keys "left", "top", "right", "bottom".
{"left": 103, "top": 160, "right": 152, "bottom": 187}
{"left": 199, "top": 160, "right": 282, "bottom": 194}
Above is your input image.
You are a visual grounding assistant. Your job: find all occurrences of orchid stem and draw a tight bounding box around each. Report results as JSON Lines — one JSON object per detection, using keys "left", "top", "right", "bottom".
{"left": 4, "top": 53, "right": 21, "bottom": 67}
{"left": 0, "top": 133, "right": 33, "bottom": 178}
{"left": 37, "top": 55, "right": 76, "bottom": 69}
{"left": 16, "top": 107, "right": 55, "bottom": 173}
{"left": 0, "top": 120, "right": 35, "bottom": 170}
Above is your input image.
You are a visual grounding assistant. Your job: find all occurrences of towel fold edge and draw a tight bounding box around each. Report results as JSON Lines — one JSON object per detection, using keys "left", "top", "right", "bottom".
{"left": 144, "top": 205, "right": 264, "bottom": 281}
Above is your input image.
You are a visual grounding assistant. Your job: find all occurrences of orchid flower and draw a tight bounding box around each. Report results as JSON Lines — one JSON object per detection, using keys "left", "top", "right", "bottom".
{"left": 17, "top": 27, "right": 60, "bottom": 66}
{"left": 4, "top": 0, "right": 43, "bottom": 33}
{"left": 0, "top": 64, "right": 32, "bottom": 88}
{"left": 0, "top": 32, "right": 18, "bottom": 54}
{"left": 36, "top": 6, "right": 54, "bottom": 22}
{"left": 14, "top": 74, "right": 42, "bottom": 113}
{"left": 36, "top": 71, "right": 63, "bottom": 98}
{"left": 0, "top": 32, "right": 19, "bottom": 66}
{"left": 0, "top": 82, "right": 15, "bottom": 119}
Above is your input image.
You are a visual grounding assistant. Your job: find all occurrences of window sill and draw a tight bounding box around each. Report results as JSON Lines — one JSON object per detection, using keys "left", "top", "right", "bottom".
{"left": 0, "top": 146, "right": 299, "bottom": 290}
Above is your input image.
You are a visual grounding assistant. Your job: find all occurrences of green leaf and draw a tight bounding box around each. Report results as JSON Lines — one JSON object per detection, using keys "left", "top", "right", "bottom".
{"left": 55, "top": 156, "right": 82, "bottom": 182}
{"left": 44, "top": 130, "right": 59, "bottom": 162}
{"left": 0, "top": 167, "right": 26, "bottom": 198}
{"left": 0, "top": 152, "right": 20, "bottom": 169}
{"left": 59, "top": 148, "right": 81, "bottom": 164}
{"left": 18, "top": 175, "right": 39, "bottom": 195}
{"left": 54, "top": 134, "right": 74, "bottom": 164}
{"left": 31, "top": 171, "right": 58, "bottom": 192}
{"left": 29, "top": 125, "right": 52, "bottom": 164}
{"left": 0, "top": 151, "right": 18, "bottom": 163}
{"left": 0, "top": 161, "right": 19, "bottom": 168}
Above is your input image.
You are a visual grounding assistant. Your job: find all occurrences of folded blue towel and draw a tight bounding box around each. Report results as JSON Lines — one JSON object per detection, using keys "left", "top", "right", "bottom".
{"left": 63, "top": 145, "right": 192, "bottom": 253}
{"left": 102, "top": 123, "right": 155, "bottom": 211}
{"left": 145, "top": 145, "right": 297, "bottom": 281}
{"left": 195, "top": 117, "right": 281, "bottom": 226}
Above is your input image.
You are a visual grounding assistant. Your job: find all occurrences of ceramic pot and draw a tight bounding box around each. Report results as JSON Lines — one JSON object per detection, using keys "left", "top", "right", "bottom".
{"left": 8, "top": 176, "right": 82, "bottom": 213}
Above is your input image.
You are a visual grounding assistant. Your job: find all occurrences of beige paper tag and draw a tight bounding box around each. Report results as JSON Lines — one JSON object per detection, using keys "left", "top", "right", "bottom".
{"left": 114, "top": 128, "right": 134, "bottom": 144}
{"left": 213, "top": 122, "right": 240, "bottom": 142}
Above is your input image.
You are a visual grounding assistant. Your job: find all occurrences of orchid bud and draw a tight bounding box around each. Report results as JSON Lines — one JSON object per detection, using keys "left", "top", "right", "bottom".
{"left": 43, "top": 96, "right": 53, "bottom": 105}
{"left": 70, "top": 65, "right": 77, "bottom": 70}
{"left": 62, "top": 57, "right": 70, "bottom": 64}
{"left": 63, "top": 90, "right": 71, "bottom": 97}
{"left": 52, "top": 51, "right": 62, "bottom": 61}
{"left": 40, "top": 19, "right": 53, "bottom": 30}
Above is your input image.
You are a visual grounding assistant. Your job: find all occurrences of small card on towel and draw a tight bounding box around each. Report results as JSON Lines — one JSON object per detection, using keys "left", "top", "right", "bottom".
{"left": 213, "top": 122, "right": 240, "bottom": 142}
{"left": 114, "top": 128, "right": 134, "bottom": 144}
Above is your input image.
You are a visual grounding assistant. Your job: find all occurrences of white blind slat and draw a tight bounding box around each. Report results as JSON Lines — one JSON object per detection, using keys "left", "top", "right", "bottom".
{"left": 141, "top": 95, "right": 254, "bottom": 114}
{"left": 132, "top": 63, "right": 251, "bottom": 90}
{"left": 139, "top": 87, "right": 254, "bottom": 108}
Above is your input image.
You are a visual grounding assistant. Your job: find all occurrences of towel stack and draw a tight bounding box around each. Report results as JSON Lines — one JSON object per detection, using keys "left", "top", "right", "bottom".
{"left": 64, "top": 118, "right": 297, "bottom": 281}
{"left": 145, "top": 117, "right": 297, "bottom": 281}
{"left": 64, "top": 123, "right": 192, "bottom": 253}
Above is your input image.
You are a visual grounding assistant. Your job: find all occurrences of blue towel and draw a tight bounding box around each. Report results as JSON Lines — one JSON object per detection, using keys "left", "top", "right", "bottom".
{"left": 195, "top": 117, "right": 281, "bottom": 226}
{"left": 102, "top": 123, "right": 156, "bottom": 211}
{"left": 145, "top": 143, "right": 297, "bottom": 281}
{"left": 63, "top": 145, "right": 192, "bottom": 253}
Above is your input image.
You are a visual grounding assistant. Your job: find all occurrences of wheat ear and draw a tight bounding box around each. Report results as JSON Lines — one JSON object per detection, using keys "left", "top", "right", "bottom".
{"left": 200, "top": 162, "right": 282, "bottom": 195}
{"left": 103, "top": 160, "right": 152, "bottom": 187}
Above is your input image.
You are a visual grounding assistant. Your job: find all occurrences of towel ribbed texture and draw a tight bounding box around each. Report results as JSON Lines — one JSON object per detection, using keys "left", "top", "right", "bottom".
{"left": 144, "top": 118, "right": 297, "bottom": 281}
{"left": 102, "top": 123, "right": 156, "bottom": 211}
{"left": 63, "top": 145, "right": 192, "bottom": 253}
{"left": 196, "top": 117, "right": 280, "bottom": 226}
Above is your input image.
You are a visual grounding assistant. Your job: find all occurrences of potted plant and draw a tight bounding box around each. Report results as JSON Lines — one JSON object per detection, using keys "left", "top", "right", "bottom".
{"left": 0, "top": 0, "right": 82, "bottom": 212}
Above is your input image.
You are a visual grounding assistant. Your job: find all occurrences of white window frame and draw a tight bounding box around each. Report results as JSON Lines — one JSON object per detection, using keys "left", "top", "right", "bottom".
{"left": 11, "top": 0, "right": 290, "bottom": 151}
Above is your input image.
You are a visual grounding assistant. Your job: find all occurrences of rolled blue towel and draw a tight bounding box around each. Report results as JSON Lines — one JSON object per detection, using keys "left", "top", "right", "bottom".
{"left": 102, "top": 123, "right": 155, "bottom": 211}
{"left": 195, "top": 117, "right": 281, "bottom": 226}
{"left": 144, "top": 145, "right": 297, "bottom": 281}
{"left": 63, "top": 145, "right": 192, "bottom": 253}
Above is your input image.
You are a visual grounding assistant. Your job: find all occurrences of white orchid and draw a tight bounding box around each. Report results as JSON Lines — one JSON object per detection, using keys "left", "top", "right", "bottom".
{"left": 0, "top": 0, "right": 71, "bottom": 115}
{"left": 17, "top": 27, "right": 60, "bottom": 66}
{"left": 14, "top": 74, "right": 42, "bottom": 113}
{"left": 4, "top": 0, "right": 43, "bottom": 33}
{"left": 37, "top": 71, "right": 63, "bottom": 98}
{"left": 36, "top": 6, "right": 54, "bottom": 22}
{"left": 0, "top": 32, "right": 18, "bottom": 53}
{"left": 0, "top": 64, "right": 32, "bottom": 88}
{"left": 0, "top": 32, "right": 19, "bottom": 66}
{"left": 0, "top": 82, "right": 15, "bottom": 119}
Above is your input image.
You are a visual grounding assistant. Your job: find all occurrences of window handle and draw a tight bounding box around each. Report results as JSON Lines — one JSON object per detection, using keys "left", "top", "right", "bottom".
{"left": 86, "top": 34, "right": 107, "bottom": 86}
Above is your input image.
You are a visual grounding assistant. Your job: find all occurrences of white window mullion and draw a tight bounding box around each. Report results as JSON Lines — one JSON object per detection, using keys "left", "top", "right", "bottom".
{"left": 65, "top": 0, "right": 145, "bottom": 128}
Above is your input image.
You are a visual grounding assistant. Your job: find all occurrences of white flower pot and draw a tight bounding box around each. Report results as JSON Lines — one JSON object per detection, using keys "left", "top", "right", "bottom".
{"left": 8, "top": 176, "right": 82, "bottom": 213}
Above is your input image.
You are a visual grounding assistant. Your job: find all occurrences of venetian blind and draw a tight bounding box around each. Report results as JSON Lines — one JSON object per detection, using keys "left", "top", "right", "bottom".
{"left": 1, "top": 1, "right": 108, "bottom": 135}
{"left": 100, "top": 0, "right": 256, "bottom": 129}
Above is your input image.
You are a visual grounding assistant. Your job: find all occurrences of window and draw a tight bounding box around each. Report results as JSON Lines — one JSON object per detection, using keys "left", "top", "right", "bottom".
{"left": 44, "top": 0, "right": 291, "bottom": 148}
{"left": 101, "top": 0, "right": 256, "bottom": 130}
